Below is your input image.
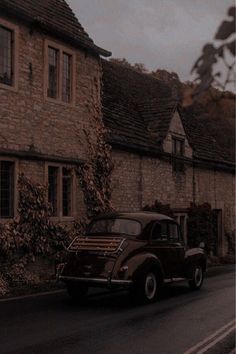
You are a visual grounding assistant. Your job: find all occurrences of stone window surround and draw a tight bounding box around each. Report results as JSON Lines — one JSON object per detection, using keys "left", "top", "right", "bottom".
{"left": 172, "top": 135, "right": 185, "bottom": 156}
{"left": 0, "top": 157, "right": 19, "bottom": 222}
{"left": 0, "top": 17, "right": 19, "bottom": 92}
{"left": 44, "top": 39, "right": 76, "bottom": 106}
{"left": 45, "top": 162, "right": 76, "bottom": 222}
{"left": 173, "top": 212, "right": 188, "bottom": 244}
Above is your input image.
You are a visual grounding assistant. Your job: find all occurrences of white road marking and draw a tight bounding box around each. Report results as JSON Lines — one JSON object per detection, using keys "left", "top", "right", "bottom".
{"left": 183, "top": 319, "right": 236, "bottom": 354}
{"left": 197, "top": 325, "right": 235, "bottom": 354}
{"left": 0, "top": 289, "right": 65, "bottom": 303}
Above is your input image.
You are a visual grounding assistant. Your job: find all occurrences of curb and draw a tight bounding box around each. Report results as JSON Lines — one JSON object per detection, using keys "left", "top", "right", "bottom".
{"left": 0, "top": 264, "right": 234, "bottom": 303}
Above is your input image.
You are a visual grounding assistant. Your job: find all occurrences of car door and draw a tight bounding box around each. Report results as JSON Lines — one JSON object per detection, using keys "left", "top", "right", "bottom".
{"left": 168, "top": 222, "right": 185, "bottom": 278}
{"left": 147, "top": 221, "right": 173, "bottom": 279}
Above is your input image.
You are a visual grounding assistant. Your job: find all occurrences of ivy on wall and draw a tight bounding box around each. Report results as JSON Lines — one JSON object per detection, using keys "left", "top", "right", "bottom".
{"left": 0, "top": 174, "right": 77, "bottom": 295}
{"left": 143, "top": 200, "right": 226, "bottom": 256}
{"left": 187, "top": 203, "right": 216, "bottom": 253}
{"left": 0, "top": 113, "right": 114, "bottom": 295}
{"left": 143, "top": 200, "right": 174, "bottom": 217}
{"left": 77, "top": 112, "right": 114, "bottom": 219}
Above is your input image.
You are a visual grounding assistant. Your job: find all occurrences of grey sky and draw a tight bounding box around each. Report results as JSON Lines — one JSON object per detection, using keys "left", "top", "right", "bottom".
{"left": 67, "top": 0, "right": 233, "bottom": 82}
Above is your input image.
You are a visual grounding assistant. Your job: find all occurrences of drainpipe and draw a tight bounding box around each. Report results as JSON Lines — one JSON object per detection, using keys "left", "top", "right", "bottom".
{"left": 139, "top": 155, "right": 143, "bottom": 209}
{"left": 192, "top": 162, "right": 196, "bottom": 204}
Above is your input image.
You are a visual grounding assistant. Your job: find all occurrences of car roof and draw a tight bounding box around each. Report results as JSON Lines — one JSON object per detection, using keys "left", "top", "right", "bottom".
{"left": 93, "top": 211, "right": 174, "bottom": 227}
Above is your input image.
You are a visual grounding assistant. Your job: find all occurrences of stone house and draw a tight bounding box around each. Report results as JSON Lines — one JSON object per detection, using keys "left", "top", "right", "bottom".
{"left": 0, "top": 0, "right": 235, "bottom": 257}
{"left": 102, "top": 61, "right": 235, "bottom": 256}
{"left": 0, "top": 0, "right": 110, "bottom": 221}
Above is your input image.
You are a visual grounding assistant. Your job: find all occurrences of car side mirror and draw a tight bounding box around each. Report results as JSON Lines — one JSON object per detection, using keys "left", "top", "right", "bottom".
{"left": 199, "top": 241, "right": 205, "bottom": 249}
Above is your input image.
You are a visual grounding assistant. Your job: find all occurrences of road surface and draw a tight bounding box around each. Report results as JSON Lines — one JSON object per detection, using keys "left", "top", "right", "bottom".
{"left": 0, "top": 265, "right": 235, "bottom": 354}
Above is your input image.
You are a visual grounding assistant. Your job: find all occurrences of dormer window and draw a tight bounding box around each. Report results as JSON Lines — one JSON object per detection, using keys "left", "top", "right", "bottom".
{"left": 172, "top": 137, "right": 185, "bottom": 172}
{"left": 172, "top": 137, "right": 184, "bottom": 156}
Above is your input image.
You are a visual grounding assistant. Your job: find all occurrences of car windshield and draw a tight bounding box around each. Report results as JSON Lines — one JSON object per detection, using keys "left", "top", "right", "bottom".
{"left": 87, "top": 218, "right": 142, "bottom": 237}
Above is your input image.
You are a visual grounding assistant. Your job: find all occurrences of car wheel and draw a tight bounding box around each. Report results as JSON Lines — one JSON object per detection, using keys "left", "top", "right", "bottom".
{"left": 66, "top": 282, "right": 88, "bottom": 301}
{"left": 188, "top": 265, "right": 204, "bottom": 290}
{"left": 132, "top": 271, "right": 158, "bottom": 303}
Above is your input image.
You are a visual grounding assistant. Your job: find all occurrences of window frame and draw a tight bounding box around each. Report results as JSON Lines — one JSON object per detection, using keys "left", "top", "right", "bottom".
{"left": 0, "top": 157, "right": 18, "bottom": 221}
{"left": 168, "top": 221, "right": 180, "bottom": 242}
{"left": 48, "top": 165, "right": 59, "bottom": 217}
{"left": 172, "top": 136, "right": 185, "bottom": 173}
{"left": 44, "top": 40, "right": 76, "bottom": 106}
{"left": 172, "top": 136, "right": 185, "bottom": 156}
{"left": 46, "top": 163, "right": 76, "bottom": 221}
{"left": 0, "top": 18, "right": 19, "bottom": 91}
{"left": 151, "top": 221, "right": 169, "bottom": 242}
{"left": 174, "top": 213, "right": 188, "bottom": 244}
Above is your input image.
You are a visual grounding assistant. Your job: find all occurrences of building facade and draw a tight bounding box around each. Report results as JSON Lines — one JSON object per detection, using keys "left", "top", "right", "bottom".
{"left": 102, "top": 61, "right": 235, "bottom": 256}
{"left": 0, "top": 0, "right": 235, "bottom": 257}
{"left": 0, "top": 0, "right": 110, "bottom": 223}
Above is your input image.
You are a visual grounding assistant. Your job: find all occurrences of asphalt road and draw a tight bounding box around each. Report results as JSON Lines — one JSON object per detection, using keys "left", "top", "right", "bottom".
{"left": 0, "top": 265, "right": 235, "bottom": 354}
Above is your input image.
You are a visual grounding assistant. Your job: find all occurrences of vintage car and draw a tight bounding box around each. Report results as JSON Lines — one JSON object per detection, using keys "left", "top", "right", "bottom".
{"left": 58, "top": 212, "right": 207, "bottom": 303}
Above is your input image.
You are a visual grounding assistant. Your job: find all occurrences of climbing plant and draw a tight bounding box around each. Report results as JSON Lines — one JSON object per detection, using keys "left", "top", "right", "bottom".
{"left": 142, "top": 200, "right": 174, "bottom": 217}
{"left": 77, "top": 111, "right": 114, "bottom": 219}
{"left": 0, "top": 174, "right": 78, "bottom": 295}
{"left": 187, "top": 203, "right": 215, "bottom": 253}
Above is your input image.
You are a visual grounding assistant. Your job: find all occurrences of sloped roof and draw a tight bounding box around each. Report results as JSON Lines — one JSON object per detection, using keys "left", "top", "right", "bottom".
{"left": 102, "top": 60, "right": 175, "bottom": 153}
{"left": 0, "top": 0, "right": 111, "bottom": 57}
{"left": 182, "top": 106, "right": 235, "bottom": 164}
{"left": 102, "top": 60, "right": 235, "bottom": 166}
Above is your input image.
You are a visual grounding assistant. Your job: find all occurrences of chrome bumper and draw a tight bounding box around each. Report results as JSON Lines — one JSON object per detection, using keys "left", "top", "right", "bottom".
{"left": 59, "top": 275, "right": 132, "bottom": 286}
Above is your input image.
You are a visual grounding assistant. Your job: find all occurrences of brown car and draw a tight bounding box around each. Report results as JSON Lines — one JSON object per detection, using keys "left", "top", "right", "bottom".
{"left": 58, "top": 212, "right": 207, "bottom": 303}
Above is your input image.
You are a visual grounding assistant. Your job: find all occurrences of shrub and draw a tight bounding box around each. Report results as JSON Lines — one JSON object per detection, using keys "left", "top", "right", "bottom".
{"left": 187, "top": 203, "right": 215, "bottom": 253}
{"left": 142, "top": 200, "right": 174, "bottom": 217}
{"left": 0, "top": 174, "right": 82, "bottom": 295}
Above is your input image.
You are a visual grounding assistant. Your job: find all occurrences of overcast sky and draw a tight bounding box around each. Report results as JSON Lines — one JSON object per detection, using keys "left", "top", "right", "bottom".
{"left": 67, "top": 0, "right": 233, "bottom": 82}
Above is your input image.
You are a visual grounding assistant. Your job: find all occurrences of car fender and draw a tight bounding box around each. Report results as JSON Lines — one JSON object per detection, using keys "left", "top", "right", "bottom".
{"left": 122, "top": 252, "right": 164, "bottom": 284}
{"left": 184, "top": 248, "right": 207, "bottom": 277}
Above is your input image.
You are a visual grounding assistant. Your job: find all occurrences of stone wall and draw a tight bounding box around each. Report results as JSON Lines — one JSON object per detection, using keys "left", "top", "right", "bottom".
{"left": 111, "top": 149, "right": 235, "bottom": 255}
{"left": 0, "top": 17, "right": 102, "bottom": 222}
{"left": 0, "top": 17, "right": 102, "bottom": 161}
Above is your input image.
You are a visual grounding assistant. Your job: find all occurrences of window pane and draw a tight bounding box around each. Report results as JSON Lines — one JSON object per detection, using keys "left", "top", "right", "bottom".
{"left": 88, "top": 218, "right": 141, "bottom": 237}
{"left": 152, "top": 223, "right": 162, "bottom": 240}
{"left": 62, "top": 168, "right": 72, "bottom": 217}
{"left": 0, "top": 26, "right": 13, "bottom": 86}
{"left": 179, "top": 215, "right": 185, "bottom": 237}
{"left": 172, "top": 139, "right": 176, "bottom": 155}
{"left": 0, "top": 161, "right": 14, "bottom": 218}
{"left": 62, "top": 53, "right": 72, "bottom": 103}
{"left": 47, "top": 47, "right": 58, "bottom": 98}
{"left": 48, "top": 166, "right": 58, "bottom": 216}
{"left": 172, "top": 138, "right": 184, "bottom": 156}
{"left": 169, "top": 223, "right": 179, "bottom": 240}
{"left": 160, "top": 222, "right": 168, "bottom": 238}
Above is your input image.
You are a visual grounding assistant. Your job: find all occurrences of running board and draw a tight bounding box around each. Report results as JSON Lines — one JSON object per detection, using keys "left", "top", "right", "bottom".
{"left": 164, "top": 277, "right": 186, "bottom": 284}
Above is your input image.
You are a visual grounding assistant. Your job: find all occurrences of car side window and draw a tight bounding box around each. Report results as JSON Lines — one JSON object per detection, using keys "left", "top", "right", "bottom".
{"left": 161, "top": 222, "right": 168, "bottom": 239}
{"left": 152, "top": 223, "right": 161, "bottom": 240}
{"left": 152, "top": 221, "right": 168, "bottom": 241}
{"left": 169, "top": 223, "right": 179, "bottom": 241}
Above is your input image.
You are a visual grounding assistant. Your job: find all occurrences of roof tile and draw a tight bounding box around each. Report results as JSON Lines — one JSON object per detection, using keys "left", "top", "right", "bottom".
{"left": 1, "top": 0, "right": 111, "bottom": 56}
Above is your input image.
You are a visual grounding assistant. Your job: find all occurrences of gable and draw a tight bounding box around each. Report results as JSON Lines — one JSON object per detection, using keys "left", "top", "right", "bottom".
{"left": 163, "top": 110, "right": 193, "bottom": 158}
{"left": 102, "top": 60, "right": 234, "bottom": 165}
{"left": 0, "top": 0, "right": 111, "bottom": 57}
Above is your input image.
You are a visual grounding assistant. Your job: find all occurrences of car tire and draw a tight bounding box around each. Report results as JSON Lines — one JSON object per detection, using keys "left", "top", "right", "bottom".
{"left": 188, "top": 265, "right": 204, "bottom": 290}
{"left": 66, "top": 282, "right": 88, "bottom": 301}
{"left": 132, "top": 271, "right": 159, "bottom": 304}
